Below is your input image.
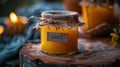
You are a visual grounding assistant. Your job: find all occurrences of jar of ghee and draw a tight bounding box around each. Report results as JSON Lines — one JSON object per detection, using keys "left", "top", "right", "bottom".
{"left": 34, "top": 11, "right": 79, "bottom": 56}
{"left": 81, "top": 0, "right": 116, "bottom": 36}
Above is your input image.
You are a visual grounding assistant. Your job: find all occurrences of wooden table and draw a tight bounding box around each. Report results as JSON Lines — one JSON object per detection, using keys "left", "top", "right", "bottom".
{"left": 19, "top": 38, "right": 120, "bottom": 67}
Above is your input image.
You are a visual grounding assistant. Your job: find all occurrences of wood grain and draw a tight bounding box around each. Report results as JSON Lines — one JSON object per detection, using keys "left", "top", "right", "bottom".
{"left": 19, "top": 38, "right": 120, "bottom": 67}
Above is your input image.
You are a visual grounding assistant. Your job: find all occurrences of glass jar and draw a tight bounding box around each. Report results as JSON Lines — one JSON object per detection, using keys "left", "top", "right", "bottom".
{"left": 82, "top": 0, "right": 116, "bottom": 36}
{"left": 33, "top": 11, "right": 79, "bottom": 56}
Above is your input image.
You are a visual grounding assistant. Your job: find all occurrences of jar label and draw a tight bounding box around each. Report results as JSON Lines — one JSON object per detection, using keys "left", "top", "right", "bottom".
{"left": 47, "top": 32, "right": 68, "bottom": 43}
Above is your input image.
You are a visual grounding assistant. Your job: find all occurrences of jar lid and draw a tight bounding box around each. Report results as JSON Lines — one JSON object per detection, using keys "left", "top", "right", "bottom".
{"left": 41, "top": 10, "right": 79, "bottom": 20}
{"left": 80, "top": 0, "right": 114, "bottom": 7}
{"left": 33, "top": 10, "right": 83, "bottom": 30}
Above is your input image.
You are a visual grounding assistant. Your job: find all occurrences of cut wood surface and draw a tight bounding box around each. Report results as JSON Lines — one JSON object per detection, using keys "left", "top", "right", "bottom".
{"left": 20, "top": 38, "right": 120, "bottom": 67}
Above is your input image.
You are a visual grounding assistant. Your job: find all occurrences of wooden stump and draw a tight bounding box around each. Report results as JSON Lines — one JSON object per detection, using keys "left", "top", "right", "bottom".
{"left": 19, "top": 38, "right": 120, "bottom": 67}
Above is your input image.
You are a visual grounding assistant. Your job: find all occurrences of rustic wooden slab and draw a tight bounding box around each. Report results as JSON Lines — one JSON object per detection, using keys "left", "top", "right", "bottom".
{"left": 19, "top": 38, "right": 120, "bottom": 67}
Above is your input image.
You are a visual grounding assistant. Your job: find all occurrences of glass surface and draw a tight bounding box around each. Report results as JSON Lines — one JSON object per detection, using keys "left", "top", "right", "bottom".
{"left": 41, "top": 25, "right": 78, "bottom": 56}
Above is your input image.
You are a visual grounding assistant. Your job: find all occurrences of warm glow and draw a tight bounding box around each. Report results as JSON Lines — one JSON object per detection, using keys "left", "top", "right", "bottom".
{"left": 0, "top": 26, "right": 4, "bottom": 35}
{"left": 10, "top": 12, "right": 18, "bottom": 23}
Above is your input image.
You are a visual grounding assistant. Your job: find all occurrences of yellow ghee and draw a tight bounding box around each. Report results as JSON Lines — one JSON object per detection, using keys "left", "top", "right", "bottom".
{"left": 41, "top": 26, "right": 78, "bottom": 55}
{"left": 82, "top": 5, "right": 115, "bottom": 31}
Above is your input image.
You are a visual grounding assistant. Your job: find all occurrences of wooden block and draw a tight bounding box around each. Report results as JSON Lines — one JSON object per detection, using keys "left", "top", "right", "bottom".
{"left": 19, "top": 38, "right": 120, "bottom": 67}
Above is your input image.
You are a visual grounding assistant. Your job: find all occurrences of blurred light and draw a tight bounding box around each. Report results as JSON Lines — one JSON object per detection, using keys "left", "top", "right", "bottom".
{"left": 10, "top": 12, "right": 18, "bottom": 23}
{"left": 0, "top": 25, "right": 4, "bottom": 35}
